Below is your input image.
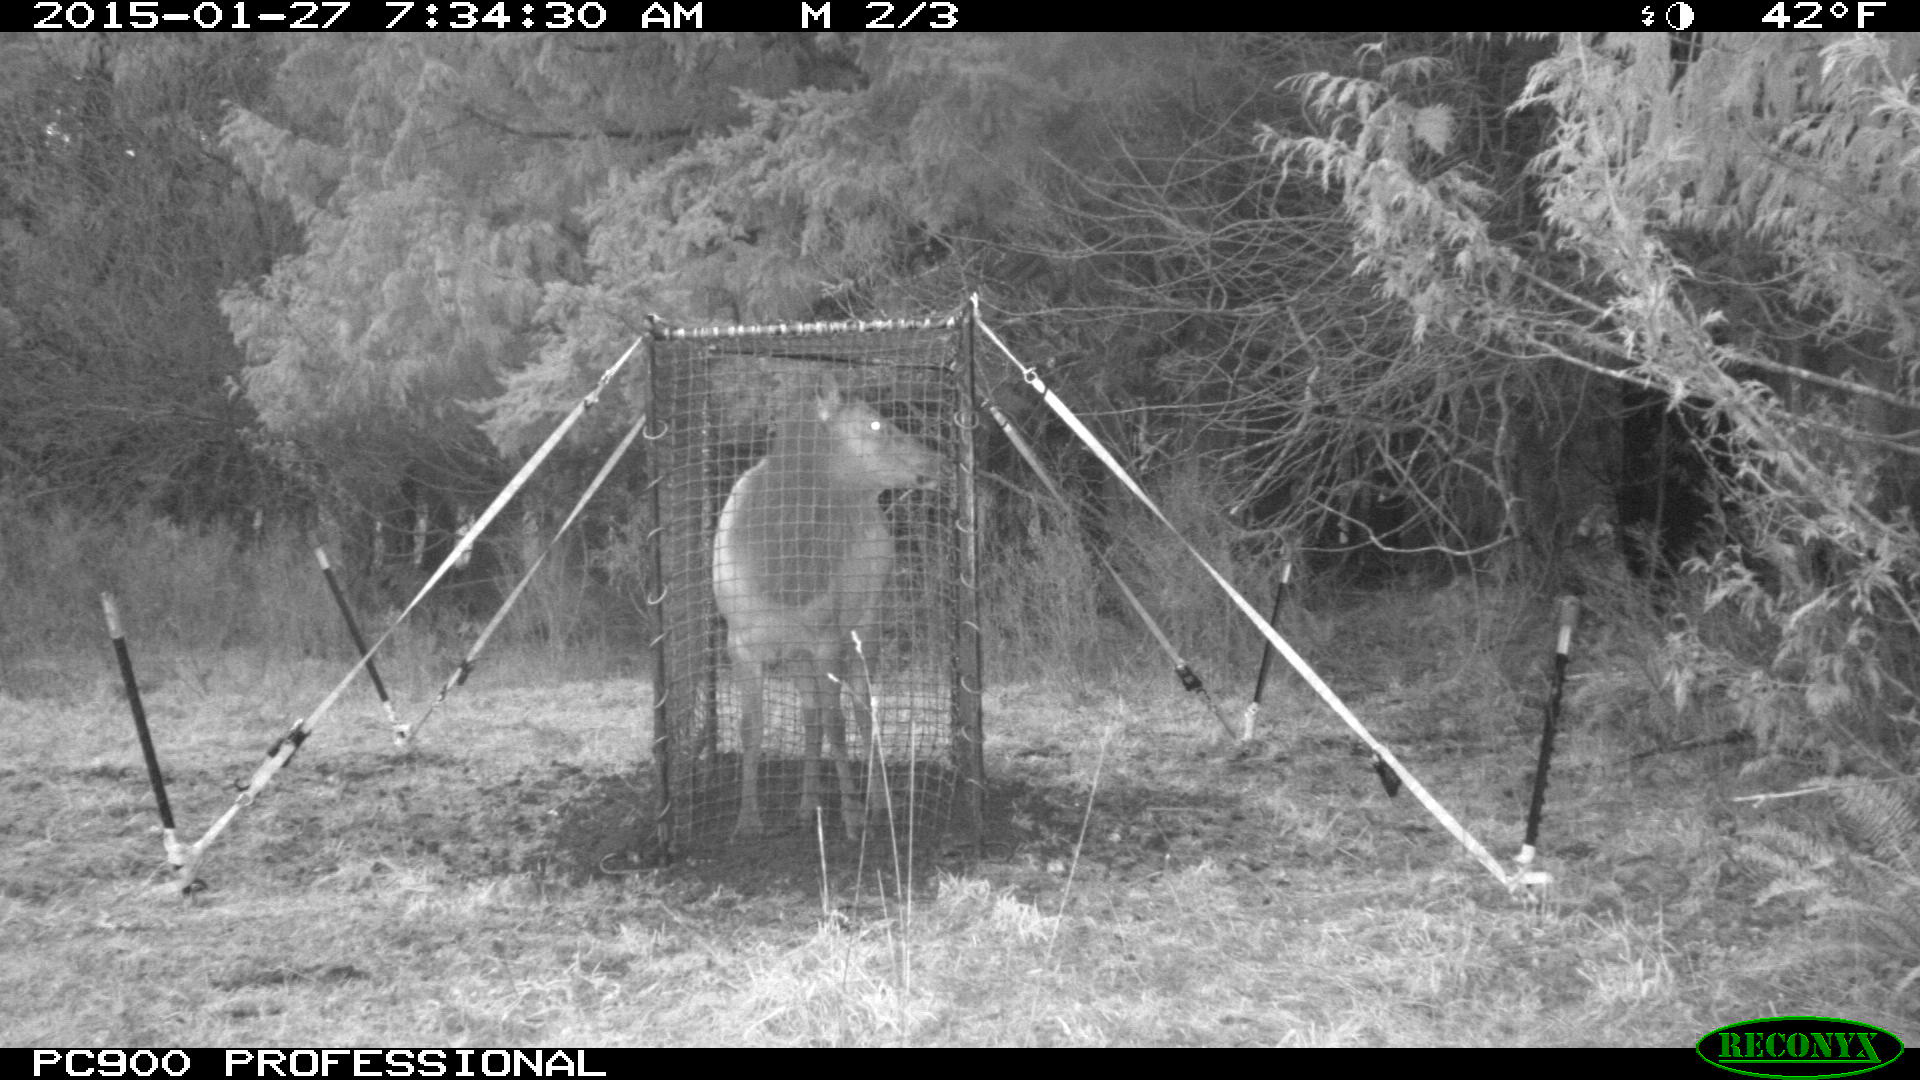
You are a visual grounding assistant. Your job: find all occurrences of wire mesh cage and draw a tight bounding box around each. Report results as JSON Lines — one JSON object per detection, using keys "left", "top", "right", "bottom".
{"left": 644, "top": 316, "right": 983, "bottom": 856}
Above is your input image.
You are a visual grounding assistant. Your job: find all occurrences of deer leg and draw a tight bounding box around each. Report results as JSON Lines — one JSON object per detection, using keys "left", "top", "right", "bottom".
{"left": 733, "top": 659, "right": 767, "bottom": 839}
{"left": 829, "top": 653, "right": 870, "bottom": 840}
{"left": 798, "top": 669, "right": 828, "bottom": 824}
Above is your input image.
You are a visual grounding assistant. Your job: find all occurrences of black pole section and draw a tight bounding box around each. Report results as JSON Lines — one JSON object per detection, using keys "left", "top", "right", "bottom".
{"left": 1371, "top": 754, "right": 1402, "bottom": 798}
{"left": 313, "top": 547, "right": 396, "bottom": 724}
{"left": 1524, "top": 596, "right": 1581, "bottom": 851}
{"left": 100, "top": 593, "right": 180, "bottom": 868}
{"left": 1250, "top": 562, "right": 1290, "bottom": 702}
{"left": 1242, "top": 559, "right": 1293, "bottom": 738}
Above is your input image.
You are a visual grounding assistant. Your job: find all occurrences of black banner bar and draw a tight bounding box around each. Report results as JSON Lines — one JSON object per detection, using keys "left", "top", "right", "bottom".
{"left": 24, "top": 1049, "right": 628, "bottom": 1080}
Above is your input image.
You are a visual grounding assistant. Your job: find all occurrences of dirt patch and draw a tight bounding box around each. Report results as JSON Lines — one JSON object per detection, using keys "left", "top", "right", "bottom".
{"left": 164, "top": 738, "right": 1363, "bottom": 903}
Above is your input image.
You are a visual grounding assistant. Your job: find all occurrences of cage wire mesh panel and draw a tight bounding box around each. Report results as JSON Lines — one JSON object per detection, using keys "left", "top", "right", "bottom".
{"left": 645, "top": 319, "right": 981, "bottom": 853}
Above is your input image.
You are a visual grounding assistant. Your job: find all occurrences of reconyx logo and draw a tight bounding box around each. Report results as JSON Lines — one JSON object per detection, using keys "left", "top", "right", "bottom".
{"left": 1697, "top": 1016, "right": 1904, "bottom": 1079}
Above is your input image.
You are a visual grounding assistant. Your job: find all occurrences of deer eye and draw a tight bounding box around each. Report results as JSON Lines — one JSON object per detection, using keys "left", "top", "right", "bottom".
{"left": 870, "top": 420, "right": 883, "bottom": 432}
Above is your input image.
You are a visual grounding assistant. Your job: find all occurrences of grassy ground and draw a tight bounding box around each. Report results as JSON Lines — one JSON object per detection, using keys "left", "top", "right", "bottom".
{"left": 1, "top": 589, "right": 1912, "bottom": 1046}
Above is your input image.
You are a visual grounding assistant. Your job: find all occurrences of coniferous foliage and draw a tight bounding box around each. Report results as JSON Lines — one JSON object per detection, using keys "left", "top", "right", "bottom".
{"left": 0, "top": 35, "right": 295, "bottom": 524}
{"left": 4, "top": 33, "right": 1914, "bottom": 769}
{"left": 1264, "top": 34, "right": 1920, "bottom": 764}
